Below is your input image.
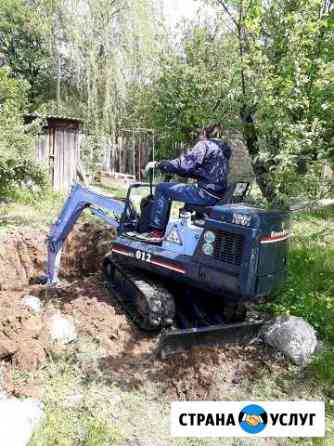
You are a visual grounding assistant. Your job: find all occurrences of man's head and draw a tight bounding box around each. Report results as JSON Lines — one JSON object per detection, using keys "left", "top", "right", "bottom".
{"left": 198, "top": 123, "right": 223, "bottom": 140}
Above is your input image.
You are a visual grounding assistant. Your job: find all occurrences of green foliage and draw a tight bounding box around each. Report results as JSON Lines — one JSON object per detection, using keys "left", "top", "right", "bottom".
{"left": 0, "top": 67, "right": 47, "bottom": 198}
{"left": 212, "top": 0, "right": 334, "bottom": 202}
{"left": 30, "top": 361, "right": 121, "bottom": 446}
{"left": 0, "top": 158, "right": 47, "bottom": 198}
{"left": 0, "top": 0, "right": 52, "bottom": 105}
{"left": 0, "top": 0, "right": 333, "bottom": 202}
{"left": 312, "top": 350, "right": 334, "bottom": 387}
{"left": 79, "top": 133, "right": 106, "bottom": 180}
{"left": 132, "top": 1, "right": 334, "bottom": 202}
{"left": 42, "top": 0, "right": 163, "bottom": 131}
{"left": 31, "top": 405, "right": 119, "bottom": 446}
{"left": 131, "top": 23, "right": 240, "bottom": 153}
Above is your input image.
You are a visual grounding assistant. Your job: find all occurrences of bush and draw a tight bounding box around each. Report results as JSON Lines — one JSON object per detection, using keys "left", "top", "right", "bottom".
{"left": 0, "top": 67, "right": 48, "bottom": 200}
{"left": 0, "top": 157, "right": 47, "bottom": 199}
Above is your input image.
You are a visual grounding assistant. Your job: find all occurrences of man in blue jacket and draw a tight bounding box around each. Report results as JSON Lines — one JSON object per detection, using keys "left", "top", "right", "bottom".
{"left": 143, "top": 124, "right": 231, "bottom": 242}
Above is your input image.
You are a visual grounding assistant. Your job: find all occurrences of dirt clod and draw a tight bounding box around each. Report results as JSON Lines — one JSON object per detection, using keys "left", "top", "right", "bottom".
{"left": 13, "top": 340, "right": 46, "bottom": 372}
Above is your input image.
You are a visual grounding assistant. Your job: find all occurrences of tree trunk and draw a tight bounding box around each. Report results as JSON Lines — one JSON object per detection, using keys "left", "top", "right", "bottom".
{"left": 240, "top": 106, "right": 276, "bottom": 203}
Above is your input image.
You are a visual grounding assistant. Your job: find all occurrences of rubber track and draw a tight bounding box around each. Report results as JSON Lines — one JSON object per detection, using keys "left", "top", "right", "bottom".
{"left": 103, "top": 256, "right": 175, "bottom": 332}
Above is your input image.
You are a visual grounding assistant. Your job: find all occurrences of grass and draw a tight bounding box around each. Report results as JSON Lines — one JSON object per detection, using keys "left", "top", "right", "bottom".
{"left": 0, "top": 188, "right": 66, "bottom": 233}
{"left": 0, "top": 179, "right": 127, "bottom": 234}
{"left": 29, "top": 360, "right": 122, "bottom": 446}
{"left": 267, "top": 207, "right": 334, "bottom": 388}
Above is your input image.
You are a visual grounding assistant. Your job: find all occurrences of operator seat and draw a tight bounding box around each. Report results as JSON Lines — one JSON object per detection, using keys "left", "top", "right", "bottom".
{"left": 181, "top": 182, "right": 250, "bottom": 218}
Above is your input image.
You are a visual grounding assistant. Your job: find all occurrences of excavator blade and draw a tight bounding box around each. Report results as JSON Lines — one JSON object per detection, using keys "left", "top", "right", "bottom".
{"left": 157, "top": 320, "right": 264, "bottom": 359}
{"left": 104, "top": 255, "right": 264, "bottom": 360}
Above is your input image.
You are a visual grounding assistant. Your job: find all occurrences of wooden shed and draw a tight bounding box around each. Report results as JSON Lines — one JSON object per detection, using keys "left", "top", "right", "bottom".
{"left": 25, "top": 114, "right": 82, "bottom": 192}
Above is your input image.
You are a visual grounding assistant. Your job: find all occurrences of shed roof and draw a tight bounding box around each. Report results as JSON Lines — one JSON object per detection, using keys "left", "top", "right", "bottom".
{"left": 25, "top": 113, "right": 82, "bottom": 122}
{"left": 24, "top": 113, "right": 82, "bottom": 130}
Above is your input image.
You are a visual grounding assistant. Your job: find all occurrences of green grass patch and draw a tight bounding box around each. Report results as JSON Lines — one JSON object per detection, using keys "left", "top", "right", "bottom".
{"left": 30, "top": 360, "right": 122, "bottom": 446}
{"left": 267, "top": 206, "right": 334, "bottom": 385}
{"left": 31, "top": 406, "right": 118, "bottom": 446}
{"left": 0, "top": 188, "right": 65, "bottom": 232}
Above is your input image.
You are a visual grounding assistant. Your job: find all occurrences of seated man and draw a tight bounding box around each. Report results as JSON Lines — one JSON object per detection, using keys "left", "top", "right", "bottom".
{"left": 143, "top": 123, "right": 232, "bottom": 242}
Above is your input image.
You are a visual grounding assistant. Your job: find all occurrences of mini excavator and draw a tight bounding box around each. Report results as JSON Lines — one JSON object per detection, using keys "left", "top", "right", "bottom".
{"left": 42, "top": 173, "right": 289, "bottom": 357}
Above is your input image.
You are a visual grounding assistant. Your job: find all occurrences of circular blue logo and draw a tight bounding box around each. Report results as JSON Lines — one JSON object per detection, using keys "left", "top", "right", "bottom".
{"left": 239, "top": 404, "right": 268, "bottom": 434}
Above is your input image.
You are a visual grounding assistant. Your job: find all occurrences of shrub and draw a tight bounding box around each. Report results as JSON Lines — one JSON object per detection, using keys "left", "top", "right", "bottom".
{"left": 0, "top": 67, "right": 48, "bottom": 199}
{"left": 0, "top": 158, "right": 47, "bottom": 199}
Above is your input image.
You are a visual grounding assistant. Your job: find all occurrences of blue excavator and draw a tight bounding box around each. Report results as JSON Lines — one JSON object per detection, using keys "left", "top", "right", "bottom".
{"left": 41, "top": 173, "right": 289, "bottom": 357}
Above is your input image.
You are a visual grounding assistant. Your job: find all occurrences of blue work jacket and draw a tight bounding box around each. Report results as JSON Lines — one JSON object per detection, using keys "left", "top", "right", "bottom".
{"left": 158, "top": 138, "right": 231, "bottom": 198}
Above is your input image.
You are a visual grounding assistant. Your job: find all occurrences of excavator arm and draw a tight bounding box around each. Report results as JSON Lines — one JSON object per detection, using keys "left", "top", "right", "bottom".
{"left": 47, "top": 183, "right": 125, "bottom": 284}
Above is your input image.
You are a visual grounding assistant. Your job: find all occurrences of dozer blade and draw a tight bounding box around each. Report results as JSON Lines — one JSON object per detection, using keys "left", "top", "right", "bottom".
{"left": 157, "top": 320, "right": 263, "bottom": 359}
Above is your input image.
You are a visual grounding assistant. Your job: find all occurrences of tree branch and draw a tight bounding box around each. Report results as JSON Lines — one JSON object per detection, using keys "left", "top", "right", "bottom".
{"left": 216, "top": 0, "right": 239, "bottom": 29}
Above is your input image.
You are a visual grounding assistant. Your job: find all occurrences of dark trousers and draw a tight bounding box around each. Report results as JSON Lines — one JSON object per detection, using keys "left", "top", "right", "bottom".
{"left": 150, "top": 182, "right": 217, "bottom": 230}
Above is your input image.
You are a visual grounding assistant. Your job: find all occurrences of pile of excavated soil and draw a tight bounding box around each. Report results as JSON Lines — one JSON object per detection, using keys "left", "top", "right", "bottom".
{"left": 0, "top": 292, "right": 47, "bottom": 371}
{"left": 41, "top": 275, "right": 154, "bottom": 357}
{"left": 61, "top": 222, "right": 116, "bottom": 278}
{"left": 0, "top": 224, "right": 284, "bottom": 401}
{"left": 0, "top": 222, "right": 116, "bottom": 291}
{"left": 0, "top": 231, "right": 46, "bottom": 291}
{"left": 0, "top": 223, "right": 118, "bottom": 372}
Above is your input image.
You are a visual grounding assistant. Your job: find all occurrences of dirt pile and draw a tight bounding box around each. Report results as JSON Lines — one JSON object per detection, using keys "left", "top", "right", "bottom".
{"left": 44, "top": 275, "right": 146, "bottom": 356}
{"left": 61, "top": 222, "right": 116, "bottom": 279}
{"left": 0, "top": 223, "right": 117, "bottom": 376}
{"left": 0, "top": 231, "right": 46, "bottom": 291}
{"left": 0, "top": 223, "right": 116, "bottom": 291}
{"left": 0, "top": 293, "right": 47, "bottom": 371}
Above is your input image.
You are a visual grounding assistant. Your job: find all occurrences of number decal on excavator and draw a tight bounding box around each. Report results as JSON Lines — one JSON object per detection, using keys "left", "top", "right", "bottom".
{"left": 135, "top": 250, "right": 152, "bottom": 263}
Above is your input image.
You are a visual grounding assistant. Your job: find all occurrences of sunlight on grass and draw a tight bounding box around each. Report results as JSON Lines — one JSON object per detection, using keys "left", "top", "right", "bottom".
{"left": 29, "top": 360, "right": 122, "bottom": 446}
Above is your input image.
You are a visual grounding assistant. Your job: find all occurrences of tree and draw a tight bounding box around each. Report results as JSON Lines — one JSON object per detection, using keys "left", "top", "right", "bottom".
{"left": 0, "top": 0, "right": 52, "bottom": 105}
{"left": 214, "top": 0, "right": 334, "bottom": 203}
{"left": 132, "top": 22, "right": 241, "bottom": 156}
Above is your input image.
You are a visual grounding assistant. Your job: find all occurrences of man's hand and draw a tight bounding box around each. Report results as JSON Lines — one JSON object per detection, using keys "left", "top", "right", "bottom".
{"left": 144, "top": 161, "right": 158, "bottom": 176}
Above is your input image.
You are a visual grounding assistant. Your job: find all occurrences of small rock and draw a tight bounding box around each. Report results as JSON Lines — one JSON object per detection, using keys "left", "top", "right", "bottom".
{"left": 0, "top": 398, "right": 43, "bottom": 446}
{"left": 46, "top": 312, "right": 78, "bottom": 344}
{"left": 261, "top": 316, "right": 318, "bottom": 366}
{"left": 22, "top": 295, "right": 42, "bottom": 313}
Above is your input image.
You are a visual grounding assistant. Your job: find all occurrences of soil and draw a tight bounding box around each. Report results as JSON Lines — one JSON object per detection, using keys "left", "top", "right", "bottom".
{"left": 0, "top": 230, "right": 46, "bottom": 291}
{"left": 0, "top": 223, "right": 285, "bottom": 401}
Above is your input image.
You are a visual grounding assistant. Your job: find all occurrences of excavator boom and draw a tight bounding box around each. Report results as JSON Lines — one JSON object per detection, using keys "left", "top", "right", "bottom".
{"left": 47, "top": 183, "right": 125, "bottom": 284}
